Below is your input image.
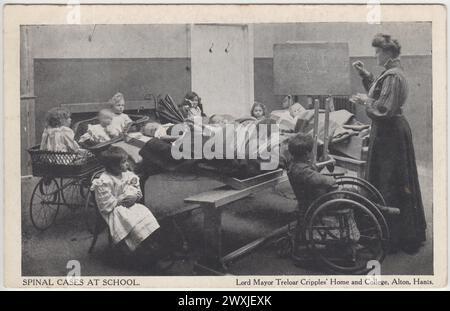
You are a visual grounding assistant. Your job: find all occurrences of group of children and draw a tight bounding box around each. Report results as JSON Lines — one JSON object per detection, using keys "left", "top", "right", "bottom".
{"left": 252, "top": 100, "right": 309, "bottom": 125}
{"left": 40, "top": 92, "right": 133, "bottom": 153}
{"left": 179, "top": 90, "right": 267, "bottom": 122}
{"left": 79, "top": 93, "right": 133, "bottom": 145}
{"left": 40, "top": 92, "right": 276, "bottom": 156}
{"left": 37, "top": 89, "right": 339, "bottom": 267}
{"left": 39, "top": 92, "right": 169, "bottom": 264}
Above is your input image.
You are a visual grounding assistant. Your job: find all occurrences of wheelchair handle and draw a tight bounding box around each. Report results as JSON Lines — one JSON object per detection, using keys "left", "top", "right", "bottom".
{"left": 377, "top": 204, "right": 400, "bottom": 216}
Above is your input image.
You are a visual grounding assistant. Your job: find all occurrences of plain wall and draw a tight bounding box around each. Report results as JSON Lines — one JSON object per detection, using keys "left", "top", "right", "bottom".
{"left": 190, "top": 24, "right": 254, "bottom": 116}
{"left": 34, "top": 58, "right": 191, "bottom": 141}
{"left": 27, "top": 24, "right": 190, "bottom": 59}
{"left": 254, "top": 22, "right": 432, "bottom": 57}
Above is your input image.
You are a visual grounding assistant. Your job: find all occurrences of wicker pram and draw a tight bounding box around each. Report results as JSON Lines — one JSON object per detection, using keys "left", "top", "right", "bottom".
{"left": 28, "top": 146, "right": 100, "bottom": 178}
{"left": 28, "top": 114, "right": 149, "bottom": 177}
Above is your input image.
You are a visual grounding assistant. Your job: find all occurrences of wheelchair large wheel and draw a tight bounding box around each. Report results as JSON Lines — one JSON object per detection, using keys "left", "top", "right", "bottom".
{"left": 335, "top": 176, "right": 386, "bottom": 206}
{"left": 306, "top": 198, "right": 386, "bottom": 274}
{"left": 305, "top": 190, "right": 390, "bottom": 242}
{"left": 29, "top": 178, "right": 60, "bottom": 230}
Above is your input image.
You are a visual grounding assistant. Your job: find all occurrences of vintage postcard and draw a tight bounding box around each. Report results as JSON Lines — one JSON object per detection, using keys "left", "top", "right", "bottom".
{"left": 3, "top": 3, "right": 447, "bottom": 289}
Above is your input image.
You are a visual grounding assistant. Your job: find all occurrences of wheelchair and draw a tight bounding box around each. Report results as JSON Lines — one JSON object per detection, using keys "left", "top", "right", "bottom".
{"left": 276, "top": 175, "right": 396, "bottom": 275}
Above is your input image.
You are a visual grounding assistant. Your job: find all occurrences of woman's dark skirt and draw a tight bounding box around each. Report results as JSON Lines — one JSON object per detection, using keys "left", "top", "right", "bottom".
{"left": 366, "top": 115, "right": 427, "bottom": 247}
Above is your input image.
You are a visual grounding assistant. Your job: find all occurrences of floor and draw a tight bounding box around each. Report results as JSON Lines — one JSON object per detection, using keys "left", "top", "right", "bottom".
{"left": 21, "top": 165, "right": 433, "bottom": 277}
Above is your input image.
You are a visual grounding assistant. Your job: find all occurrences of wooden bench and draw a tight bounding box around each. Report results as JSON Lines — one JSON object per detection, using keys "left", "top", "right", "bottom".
{"left": 184, "top": 174, "right": 289, "bottom": 275}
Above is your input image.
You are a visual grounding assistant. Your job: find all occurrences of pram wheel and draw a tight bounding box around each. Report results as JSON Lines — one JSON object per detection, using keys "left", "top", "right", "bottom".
{"left": 59, "top": 178, "right": 88, "bottom": 209}
{"left": 306, "top": 198, "right": 386, "bottom": 274}
{"left": 335, "top": 176, "right": 386, "bottom": 206}
{"left": 275, "top": 236, "right": 293, "bottom": 258}
{"left": 29, "top": 178, "right": 60, "bottom": 230}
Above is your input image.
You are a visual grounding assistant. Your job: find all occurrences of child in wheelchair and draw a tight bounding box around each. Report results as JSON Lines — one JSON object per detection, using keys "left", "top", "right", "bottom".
{"left": 90, "top": 146, "right": 170, "bottom": 268}
{"left": 286, "top": 133, "right": 361, "bottom": 262}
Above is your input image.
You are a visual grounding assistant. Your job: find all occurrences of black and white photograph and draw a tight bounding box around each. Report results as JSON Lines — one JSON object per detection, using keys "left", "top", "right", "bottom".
{"left": 4, "top": 3, "right": 446, "bottom": 288}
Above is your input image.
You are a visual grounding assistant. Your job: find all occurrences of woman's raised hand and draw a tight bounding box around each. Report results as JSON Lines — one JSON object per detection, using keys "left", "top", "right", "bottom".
{"left": 352, "top": 60, "right": 365, "bottom": 72}
{"left": 352, "top": 60, "right": 371, "bottom": 78}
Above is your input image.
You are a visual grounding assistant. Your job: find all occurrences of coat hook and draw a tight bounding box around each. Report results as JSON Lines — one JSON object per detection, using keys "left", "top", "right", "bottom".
{"left": 209, "top": 43, "right": 214, "bottom": 53}
{"left": 225, "top": 42, "right": 231, "bottom": 53}
{"left": 88, "top": 24, "right": 97, "bottom": 42}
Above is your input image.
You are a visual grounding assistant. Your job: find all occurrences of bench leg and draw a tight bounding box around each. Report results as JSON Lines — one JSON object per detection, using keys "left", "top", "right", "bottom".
{"left": 88, "top": 232, "right": 99, "bottom": 254}
{"left": 195, "top": 203, "right": 227, "bottom": 275}
{"left": 171, "top": 218, "right": 189, "bottom": 252}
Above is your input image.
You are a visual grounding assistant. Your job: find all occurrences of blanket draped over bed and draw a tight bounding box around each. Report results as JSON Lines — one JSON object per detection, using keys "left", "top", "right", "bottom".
{"left": 139, "top": 101, "right": 361, "bottom": 178}
{"left": 139, "top": 119, "right": 280, "bottom": 179}
{"left": 271, "top": 109, "right": 357, "bottom": 143}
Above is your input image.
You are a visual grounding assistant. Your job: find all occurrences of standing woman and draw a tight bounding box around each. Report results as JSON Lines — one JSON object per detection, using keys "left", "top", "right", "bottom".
{"left": 351, "top": 33, "right": 426, "bottom": 254}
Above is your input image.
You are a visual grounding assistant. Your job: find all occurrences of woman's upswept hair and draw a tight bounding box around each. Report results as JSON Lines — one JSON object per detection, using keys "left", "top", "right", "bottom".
{"left": 99, "top": 146, "right": 128, "bottom": 173}
{"left": 372, "top": 33, "right": 401, "bottom": 58}
{"left": 45, "top": 107, "right": 71, "bottom": 128}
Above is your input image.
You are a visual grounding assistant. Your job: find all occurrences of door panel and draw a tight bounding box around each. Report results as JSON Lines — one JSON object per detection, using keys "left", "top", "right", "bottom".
{"left": 191, "top": 24, "right": 254, "bottom": 117}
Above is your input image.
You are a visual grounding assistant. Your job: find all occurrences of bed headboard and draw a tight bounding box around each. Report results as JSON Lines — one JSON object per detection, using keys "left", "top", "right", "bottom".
{"left": 61, "top": 99, "right": 156, "bottom": 114}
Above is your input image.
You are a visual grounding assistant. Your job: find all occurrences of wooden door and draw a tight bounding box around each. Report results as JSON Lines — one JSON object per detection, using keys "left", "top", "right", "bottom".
{"left": 190, "top": 24, "right": 254, "bottom": 117}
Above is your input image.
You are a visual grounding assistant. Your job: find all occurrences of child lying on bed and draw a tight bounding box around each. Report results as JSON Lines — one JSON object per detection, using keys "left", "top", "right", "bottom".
{"left": 141, "top": 122, "right": 183, "bottom": 143}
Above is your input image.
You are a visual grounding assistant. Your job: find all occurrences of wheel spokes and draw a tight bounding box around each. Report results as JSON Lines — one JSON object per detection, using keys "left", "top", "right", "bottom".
{"left": 30, "top": 179, "right": 60, "bottom": 230}
{"left": 60, "top": 179, "right": 84, "bottom": 209}
{"left": 307, "top": 199, "right": 386, "bottom": 273}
